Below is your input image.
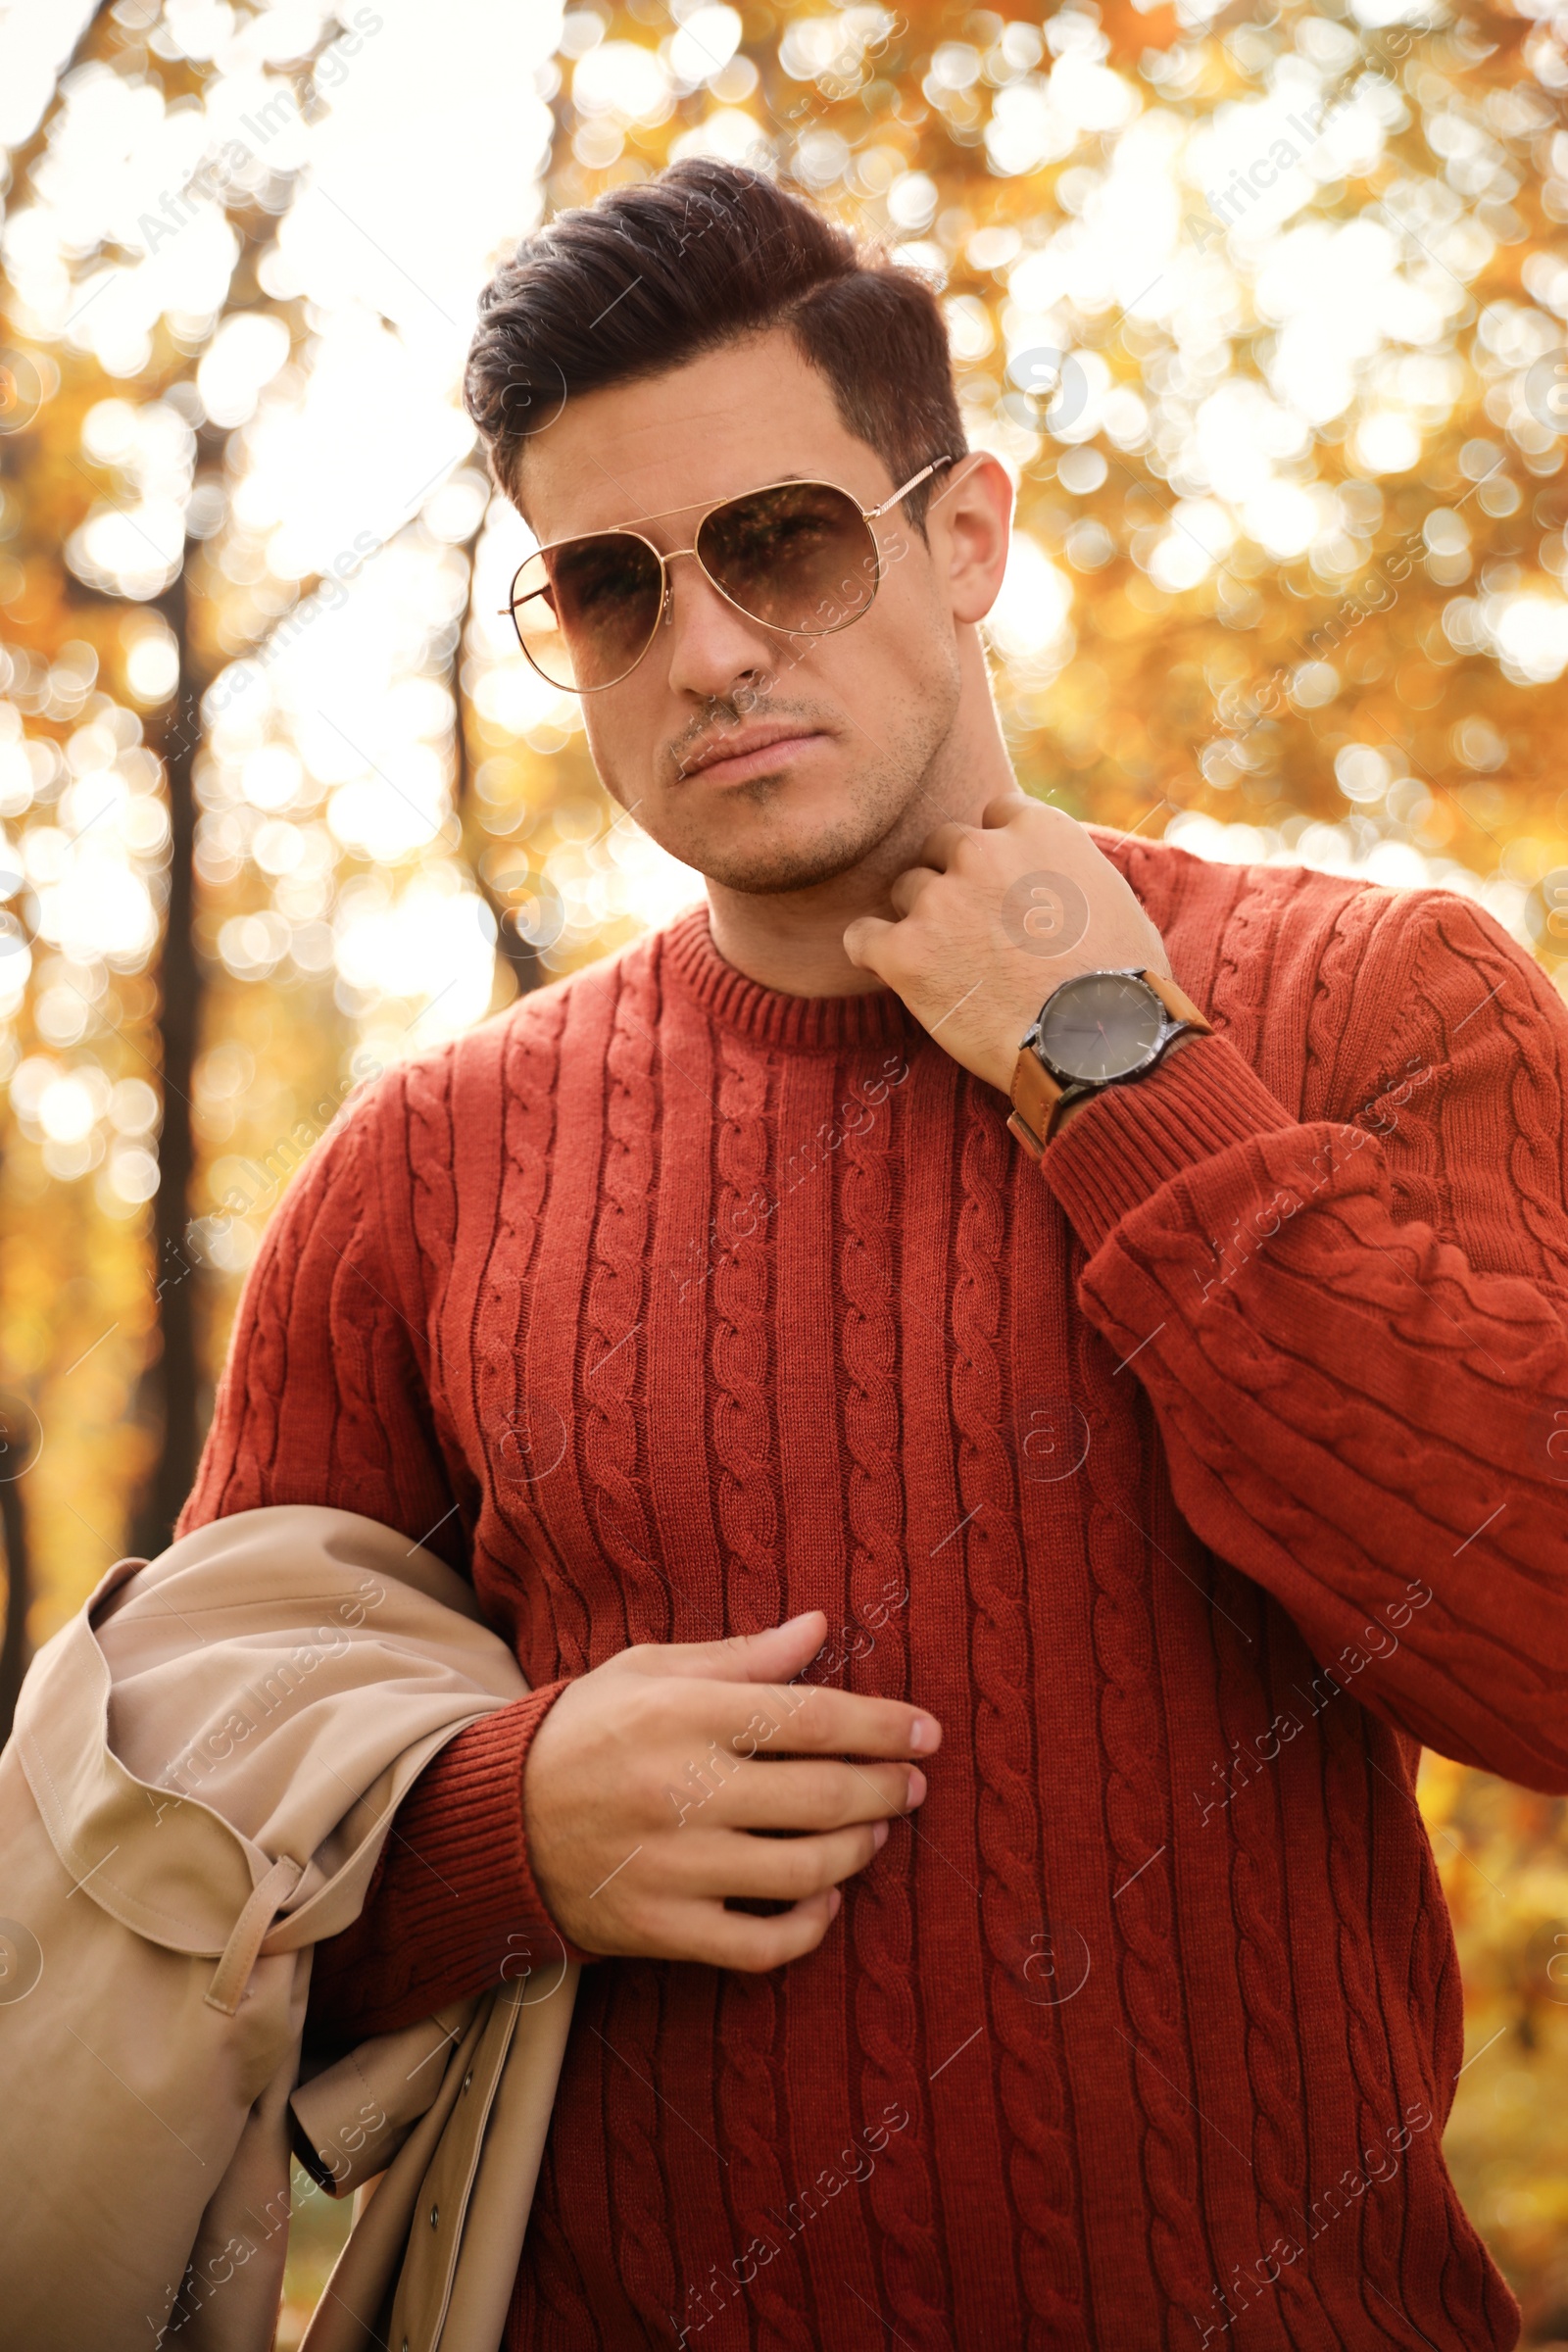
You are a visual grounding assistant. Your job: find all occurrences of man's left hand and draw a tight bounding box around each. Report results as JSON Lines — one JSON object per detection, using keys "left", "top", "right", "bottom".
{"left": 844, "top": 790, "right": 1171, "bottom": 1095}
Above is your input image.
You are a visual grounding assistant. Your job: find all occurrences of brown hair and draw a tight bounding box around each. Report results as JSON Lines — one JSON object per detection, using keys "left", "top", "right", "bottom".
{"left": 464, "top": 159, "right": 966, "bottom": 532}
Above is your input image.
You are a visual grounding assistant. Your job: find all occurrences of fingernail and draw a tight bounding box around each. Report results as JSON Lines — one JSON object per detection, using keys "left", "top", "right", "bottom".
{"left": 906, "top": 1767, "right": 927, "bottom": 1809}
{"left": 828, "top": 1888, "right": 843, "bottom": 1919}
{"left": 872, "top": 1819, "right": 890, "bottom": 1850}
{"left": 909, "top": 1713, "right": 939, "bottom": 1751}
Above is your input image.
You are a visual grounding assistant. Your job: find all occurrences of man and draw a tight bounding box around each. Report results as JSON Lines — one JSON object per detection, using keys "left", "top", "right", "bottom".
{"left": 182, "top": 160, "right": 1568, "bottom": 2348}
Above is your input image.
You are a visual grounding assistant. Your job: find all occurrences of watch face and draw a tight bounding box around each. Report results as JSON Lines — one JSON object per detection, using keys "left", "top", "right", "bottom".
{"left": 1036, "top": 970, "right": 1163, "bottom": 1085}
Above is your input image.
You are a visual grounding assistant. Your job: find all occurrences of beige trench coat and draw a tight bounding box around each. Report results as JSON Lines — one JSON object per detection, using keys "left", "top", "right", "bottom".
{"left": 0, "top": 1504, "right": 577, "bottom": 2352}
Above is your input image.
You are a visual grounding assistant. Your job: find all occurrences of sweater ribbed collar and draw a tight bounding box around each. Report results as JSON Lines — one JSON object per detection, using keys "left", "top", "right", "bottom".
{"left": 661, "top": 904, "right": 913, "bottom": 1053}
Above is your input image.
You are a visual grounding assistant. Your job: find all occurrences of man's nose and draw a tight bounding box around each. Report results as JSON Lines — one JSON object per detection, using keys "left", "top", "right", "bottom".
{"left": 658, "top": 551, "right": 778, "bottom": 704}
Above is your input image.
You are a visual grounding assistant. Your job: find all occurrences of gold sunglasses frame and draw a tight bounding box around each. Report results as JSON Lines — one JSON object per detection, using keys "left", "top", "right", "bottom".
{"left": 499, "top": 454, "right": 957, "bottom": 694}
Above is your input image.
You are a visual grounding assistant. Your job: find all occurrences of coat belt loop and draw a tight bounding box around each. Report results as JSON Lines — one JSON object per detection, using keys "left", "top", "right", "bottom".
{"left": 205, "top": 1853, "right": 306, "bottom": 2015}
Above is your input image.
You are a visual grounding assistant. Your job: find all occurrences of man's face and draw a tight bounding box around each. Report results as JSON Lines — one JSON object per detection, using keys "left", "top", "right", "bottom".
{"left": 513, "top": 330, "right": 972, "bottom": 897}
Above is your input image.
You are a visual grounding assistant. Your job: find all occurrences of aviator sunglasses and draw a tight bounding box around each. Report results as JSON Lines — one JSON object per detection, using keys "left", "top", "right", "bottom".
{"left": 502, "top": 455, "right": 956, "bottom": 694}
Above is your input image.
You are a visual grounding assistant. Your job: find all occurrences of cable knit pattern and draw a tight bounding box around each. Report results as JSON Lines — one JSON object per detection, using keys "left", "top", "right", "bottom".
{"left": 581, "top": 956, "right": 662, "bottom": 1622}
{"left": 178, "top": 833, "right": 1563, "bottom": 2351}
{"left": 710, "top": 1030, "right": 782, "bottom": 1626}
{"left": 482, "top": 984, "right": 585, "bottom": 1673}
{"left": 1202, "top": 1569, "right": 1333, "bottom": 2352}
{"left": 1073, "top": 1251, "right": 1216, "bottom": 2344}
{"left": 838, "top": 1046, "right": 948, "bottom": 2348}
{"left": 705, "top": 1029, "right": 817, "bottom": 2352}
{"left": 950, "top": 1088, "right": 1091, "bottom": 2348}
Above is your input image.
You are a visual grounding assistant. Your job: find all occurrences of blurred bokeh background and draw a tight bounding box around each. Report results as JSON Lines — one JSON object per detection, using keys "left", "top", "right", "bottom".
{"left": 2, "top": 0, "right": 1567, "bottom": 2336}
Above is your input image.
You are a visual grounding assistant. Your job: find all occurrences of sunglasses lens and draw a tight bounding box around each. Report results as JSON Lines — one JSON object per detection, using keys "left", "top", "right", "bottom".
{"left": 509, "top": 533, "right": 663, "bottom": 691}
{"left": 698, "top": 481, "right": 877, "bottom": 636}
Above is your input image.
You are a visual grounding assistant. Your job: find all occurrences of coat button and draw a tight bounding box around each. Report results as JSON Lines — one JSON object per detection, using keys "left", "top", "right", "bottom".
{"left": 429, "top": 2202, "right": 439, "bottom": 2229}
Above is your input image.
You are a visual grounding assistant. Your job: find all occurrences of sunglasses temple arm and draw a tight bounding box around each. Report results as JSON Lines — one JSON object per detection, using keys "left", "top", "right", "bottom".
{"left": 866, "top": 454, "right": 957, "bottom": 520}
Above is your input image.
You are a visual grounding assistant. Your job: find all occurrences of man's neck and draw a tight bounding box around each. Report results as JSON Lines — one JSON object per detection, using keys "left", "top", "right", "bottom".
{"left": 703, "top": 701, "right": 1018, "bottom": 1001}
{"left": 705, "top": 869, "right": 910, "bottom": 1001}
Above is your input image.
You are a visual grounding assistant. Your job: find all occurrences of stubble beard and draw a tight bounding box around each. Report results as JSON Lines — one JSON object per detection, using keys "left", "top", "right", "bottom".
{"left": 653, "top": 672, "right": 960, "bottom": 900}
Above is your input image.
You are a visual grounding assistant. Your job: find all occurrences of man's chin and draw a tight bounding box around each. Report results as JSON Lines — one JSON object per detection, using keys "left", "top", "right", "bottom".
{"left": 684, "top": 826, "right": 888, "bottom": 898}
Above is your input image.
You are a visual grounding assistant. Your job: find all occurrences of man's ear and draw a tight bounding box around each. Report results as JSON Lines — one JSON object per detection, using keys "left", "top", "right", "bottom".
{"left": 929, "top": 453, "right": 1013, "bottom": 626}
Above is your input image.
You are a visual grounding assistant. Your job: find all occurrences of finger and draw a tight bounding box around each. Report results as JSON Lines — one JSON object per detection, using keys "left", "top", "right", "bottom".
{"left": 888, "top": 865, "right": 940, "bottom": 919}
{"left": 915, "top": 819, "right": 975, "bottom": 872}
{"left": 706, "top": 1757, "right": 926, "bottom": 1833}
{"left": 614, "top": 1611, "right": 827, "bottom": 1686}
{"left": 842, "top": 912, "right": 895, "bottom": 972}
{"left": 981, "top": 788, "right": 1034, "bottom": 827}
{"left": 684, "top": 1676, "right": 941, "bottom": 1760}
{"left": 668, "top": 1821, "right": 889, "bottom": 1901}
{"left": 665, "top": 1887, "right": 843, "bottom": 1973}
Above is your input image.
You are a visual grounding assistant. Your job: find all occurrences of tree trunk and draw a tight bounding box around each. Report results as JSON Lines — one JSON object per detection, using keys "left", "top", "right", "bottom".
{"left": 451, "top": 525, "right": 543, "bottom": 999}
{"left": 131, "top": 560, "right": 203, "bottom": 1558}
{"left": 0, "top": 1452, "right": 33, "bottom": 1749}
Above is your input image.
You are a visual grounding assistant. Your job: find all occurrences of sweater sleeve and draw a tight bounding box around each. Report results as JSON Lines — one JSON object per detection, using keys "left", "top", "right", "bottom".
{"left": 306, "top": 1684, "right": 583, "bottom": 2043}
{"left": 177, "top": 1081, "right": 459, "bottom": 1559}
{"left": 178, "top": 1079, "right": 584, "bottom": 2036}
{"left": 1041, "top": 887, "right": 1568, "bottom": 1793}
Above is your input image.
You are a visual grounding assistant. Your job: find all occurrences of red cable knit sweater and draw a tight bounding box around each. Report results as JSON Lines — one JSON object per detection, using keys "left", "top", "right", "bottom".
{"left": 182, "top": 828, "right": 1568, "bottom": 2352}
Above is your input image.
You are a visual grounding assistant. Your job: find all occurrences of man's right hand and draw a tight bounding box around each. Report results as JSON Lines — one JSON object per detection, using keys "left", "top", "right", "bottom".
{"left": 521, "top": 1610, "right": 939, "bottom": 1971}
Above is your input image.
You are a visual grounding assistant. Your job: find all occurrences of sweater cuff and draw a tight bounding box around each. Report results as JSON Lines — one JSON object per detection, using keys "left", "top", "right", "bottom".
{"left": 1041, "top": 1032, "right": 1299, "bottom": 1258}
{"left": 406, "top": 1680, "right": 599, "bottom": 1974}
{"left": 308, "top": 1681, "right": 594, "bottom": 2045}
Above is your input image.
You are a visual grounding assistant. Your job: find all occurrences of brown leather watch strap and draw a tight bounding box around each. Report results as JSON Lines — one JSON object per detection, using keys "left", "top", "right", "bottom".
{"left": 1007, "top": 968, "right": 1212, "bottom": 1161}
{"left": 1142, "top": 970, "right": 1212, "bottom": 1034}
{"left": 1007, "top": 1043, "right": 1063, "bottom": 1163}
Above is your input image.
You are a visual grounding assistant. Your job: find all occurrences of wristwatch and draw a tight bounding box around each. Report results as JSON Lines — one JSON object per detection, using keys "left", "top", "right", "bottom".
{"left": 1007, "top": 967, "right": 1212, "bottom": 1159}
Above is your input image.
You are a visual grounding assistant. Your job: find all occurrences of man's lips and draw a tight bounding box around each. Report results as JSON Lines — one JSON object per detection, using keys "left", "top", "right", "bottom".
{"left": 675, "top": 721, "right": 829, "bottom": 786}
